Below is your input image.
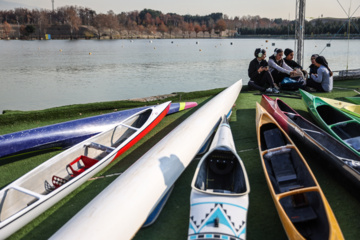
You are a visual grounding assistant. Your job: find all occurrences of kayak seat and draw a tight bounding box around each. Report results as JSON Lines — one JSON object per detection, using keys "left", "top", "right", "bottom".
{"left": 263, "top": 128, "right": 299, "bottom": 192}
{"left": 344, "top": 136, "right": 360, "bottom": 152}
{"left": 287, "top": 193, "right": 317, "bottom": 223}
{"left": 268, "top": 152, "right": 300, "bottom": 192}
{"left": 66, "top": 155, "right": 98, "bottom": 177}
{"left": 263, "top": 128, "right": 286, "bottom": 149}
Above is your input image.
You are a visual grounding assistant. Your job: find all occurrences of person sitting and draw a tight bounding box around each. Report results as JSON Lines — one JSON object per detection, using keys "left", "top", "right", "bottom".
{"left": 268, "top": 48, "right": 297, "bottom": 86}
{"left": 283, "top": 48, "right": 308, "bottom": 78}
{"left": 248, "top": 48, "right": 279, "bottom": 93}
{"left": 308, "top": 54, "right": 319, "bottom": 78}
{"left": 306, "top": 56, "right": 333, "bottom": 92}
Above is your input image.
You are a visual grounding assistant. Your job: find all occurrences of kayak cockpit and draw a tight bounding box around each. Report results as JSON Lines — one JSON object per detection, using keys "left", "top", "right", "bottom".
{"left": 276, "top": 99, "right": 297, "bottom": 115}
{"left": 193, "top": 148, "right": 248, "bottom": 195}
{"left": 0, "top": 109, "right": 154, "bottom": 224}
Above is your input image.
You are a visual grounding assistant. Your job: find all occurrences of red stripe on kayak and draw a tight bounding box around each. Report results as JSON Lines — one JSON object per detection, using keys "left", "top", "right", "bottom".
{"left": 111, "top": 103, "right": 171, "bottom": 162}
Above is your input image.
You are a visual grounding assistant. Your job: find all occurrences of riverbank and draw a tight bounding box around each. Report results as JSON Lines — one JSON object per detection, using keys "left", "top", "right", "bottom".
{"left": 1, "top": 79, "right": 360, "bottom": 239}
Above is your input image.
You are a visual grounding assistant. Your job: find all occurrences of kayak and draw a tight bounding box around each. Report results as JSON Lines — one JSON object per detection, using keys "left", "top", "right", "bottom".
{"left": 0, "top": 102, "right": 197, "bottom": 159}
{"left": 256, "top": 102, "right": 343, "bottom": 240}
{"left": 50, "top": 80, "right": 242, "bottom": 240}
{"left": 300, "top": 89, "right": 360, "bottom": 157}
{"left": 320, "top": 97, "right": 360, "bottom": 120}
{"left": 261, "top": 94, "right": 360, "bottom": 191}
{"left": 188, "top": 116, "right": 250, "bottom": 240}
{"left": 0, "top": 102, "right": 171, "bottom": 239}
{"left": 345, "top": 97, "right": 360, "bottom": 105}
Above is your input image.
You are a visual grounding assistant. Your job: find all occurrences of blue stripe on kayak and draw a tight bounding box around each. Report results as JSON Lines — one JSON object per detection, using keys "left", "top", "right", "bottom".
{"left": 191, "top": 202, "right": 247, "bottom": 211}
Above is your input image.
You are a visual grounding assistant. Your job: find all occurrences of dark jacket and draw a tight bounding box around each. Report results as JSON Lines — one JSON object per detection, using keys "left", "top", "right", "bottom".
{"left": 248, "top": 58, "right": 268, "bottom": 82}
{"left": 284, "top": 58, "right": 303, "bottom": 70}
{"left": 309, "top": 64, "right": 319, "bottom": 76}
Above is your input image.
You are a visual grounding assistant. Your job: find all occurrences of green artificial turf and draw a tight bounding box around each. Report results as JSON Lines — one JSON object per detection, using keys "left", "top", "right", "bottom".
{"left": 1, "top": 80, "right": 360, "bottom": 240}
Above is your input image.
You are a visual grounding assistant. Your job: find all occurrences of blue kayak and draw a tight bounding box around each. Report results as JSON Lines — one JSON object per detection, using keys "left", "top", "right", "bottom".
{"left": 0, "top": 102, "right": 197, "bottom": 159}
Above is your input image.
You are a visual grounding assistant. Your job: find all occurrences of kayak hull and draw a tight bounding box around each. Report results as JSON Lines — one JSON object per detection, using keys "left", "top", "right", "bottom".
{"left": 188, "top": 117, "right": 250, "bottom": 240}
{"left": 256, "top": 103, "right": 343, "bottom": 240}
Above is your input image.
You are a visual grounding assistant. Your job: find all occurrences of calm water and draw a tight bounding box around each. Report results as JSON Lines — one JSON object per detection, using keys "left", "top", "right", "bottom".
{"left": 1, "top": 38, "right": 359, "bottom": 113}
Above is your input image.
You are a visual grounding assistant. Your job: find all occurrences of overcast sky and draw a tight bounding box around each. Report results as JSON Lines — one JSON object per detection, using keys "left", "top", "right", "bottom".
{"left": 1, "top": 0, "right": 360, "bottom": 20}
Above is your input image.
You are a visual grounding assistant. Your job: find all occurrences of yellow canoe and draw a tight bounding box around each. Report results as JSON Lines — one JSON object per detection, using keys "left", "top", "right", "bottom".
{"left": 320, "top": 97, "right": 360, "bottom": 119}
{"left": 255, "top": 103, "right": 343, "bottom": 240}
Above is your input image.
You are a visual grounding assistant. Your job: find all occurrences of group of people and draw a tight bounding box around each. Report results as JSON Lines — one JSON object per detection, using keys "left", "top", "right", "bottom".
{"left": 248, "top": 48, "right": 333, "bottom": 93}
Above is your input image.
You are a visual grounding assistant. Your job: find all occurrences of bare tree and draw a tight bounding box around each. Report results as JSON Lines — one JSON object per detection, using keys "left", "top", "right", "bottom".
{"left": 94, "top": 13, "right": 107, "bottom": 39}
{"left": 180, "top": 22, "right": 188, "bottom": 38}
{"left": 64, "top": 6, "right": 81, "bottom": 39}
{"left": 157, "top": 22, "right": 168, "bottom": 38}
{"left": 215, "top": 19, "right": 226, "bottom": 37}
{"left": 187, "top": 22, "right": 194, "bottom": 38}
{"left": 2, "top": 21, "right": 12, "bottom": 38}
{"left": 201, "top": 24, "right": 207, "bottom": 38}
{"left": 194, "top": 24, "right": 201, "bottom": 38}
{"left": 106, "top": 10, "right": 119, "bottom": 39}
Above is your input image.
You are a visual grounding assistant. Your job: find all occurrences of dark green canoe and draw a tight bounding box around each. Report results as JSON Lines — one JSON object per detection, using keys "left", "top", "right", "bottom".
{"left": 300, "top": 89, "right": 360, "bottom": 157}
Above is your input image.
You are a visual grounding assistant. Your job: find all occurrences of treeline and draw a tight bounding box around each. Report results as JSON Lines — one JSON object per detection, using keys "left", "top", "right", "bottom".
{"left": 0, "top": 6, "right": 359, "bottom": 39}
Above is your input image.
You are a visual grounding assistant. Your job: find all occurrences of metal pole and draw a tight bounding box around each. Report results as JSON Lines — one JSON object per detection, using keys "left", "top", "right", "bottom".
{"left": 295, "top": 0, "right": 306, "bottom": 67}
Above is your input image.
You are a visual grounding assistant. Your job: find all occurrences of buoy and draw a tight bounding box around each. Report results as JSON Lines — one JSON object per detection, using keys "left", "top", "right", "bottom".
{"left": 171, "top": 41, "right": 174, "bottom": 44}
{"left": 149, "top": 40, "right": 152, "bottom": 43}
{"left": 89, "top": 52, "right": 92, "bottom": 55}
{"left": 154, "top": 47, "right": 156, "bottom": 49}
{"left": 59, "top": 49, "right": 62, "bottom": 52}
{"left": 266, "top": 40, "right": 269, "bottom": 43}
{"left": 230, "top": 42, "right": 233, "bottom": 45}
{"left": 199, "top": 49, "right": 202, "bottom": 51}
{"left": 196, "top": 41, "right": 199, "bottom": 44}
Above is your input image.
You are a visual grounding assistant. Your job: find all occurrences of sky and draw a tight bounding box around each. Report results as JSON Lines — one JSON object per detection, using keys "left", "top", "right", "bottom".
{"left": 1, "top": 0, "right": 360, "bottom": 20}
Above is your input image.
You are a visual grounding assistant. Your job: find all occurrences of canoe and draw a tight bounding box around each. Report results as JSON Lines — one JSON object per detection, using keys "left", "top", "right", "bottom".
{"left": 188, "top": 116, "right": 250, "bottom": 240}
{"left": 255, "top": 103, "right": 343, "bottom": 240}
{"left": 320, "top": 97, "right": 360, "bottom": 120}
{"left": 50, "top": 80, "right": 242, "bottom": 240}
{"left": 261, "top": 94, "right": 360, "bottom": 191}
{"left": 0, "top": 102, "right": 197, "bottom": 159}
{"left": 300, "top": 89, "right": 360, "bottom": 157}
{"left": 0, "top": 102, "right": 171, "bottom": 239}
{"left": 345, "top": 97, "right": 360, "bottom": 105}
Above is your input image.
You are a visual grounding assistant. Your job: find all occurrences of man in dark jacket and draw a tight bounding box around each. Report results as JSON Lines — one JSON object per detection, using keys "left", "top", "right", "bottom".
{"left": 248, "top": 48, "right": 279, "bottom": 93}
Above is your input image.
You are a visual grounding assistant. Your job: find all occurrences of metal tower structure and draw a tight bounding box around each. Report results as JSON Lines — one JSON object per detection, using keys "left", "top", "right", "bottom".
{"left": 52, "top": 0, "right": 54, "bottom": 12}
{"left": 295, "top": 0, "right": 306, "bottom": 67}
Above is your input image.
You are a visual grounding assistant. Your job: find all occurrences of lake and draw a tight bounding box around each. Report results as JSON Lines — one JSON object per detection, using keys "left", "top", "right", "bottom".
{"left": 1, "top": 38, "right": 359, "bottom": 113}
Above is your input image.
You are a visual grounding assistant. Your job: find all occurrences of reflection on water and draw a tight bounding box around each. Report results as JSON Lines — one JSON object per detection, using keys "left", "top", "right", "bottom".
{"left": 0, "top": 39, "right": 359, "bottom": 113}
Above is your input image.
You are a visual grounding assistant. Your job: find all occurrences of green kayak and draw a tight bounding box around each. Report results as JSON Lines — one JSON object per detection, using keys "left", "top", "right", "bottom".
{"left": 345, "top": 97, "right": 360, "bottom": 105}
{"left": 300, "top": 89, "right": 360, "bottom": 157}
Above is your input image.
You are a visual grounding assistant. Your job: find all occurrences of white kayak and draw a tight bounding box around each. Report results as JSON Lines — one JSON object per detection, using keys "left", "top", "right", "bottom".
{"left": 188, "top": 116, "right": 250, "bottom": 240}
{"left": 0, "top": 102, "right": 171, "bottom": 239}
{"left": 50, "top": 80, "right": 242, "bottom": 240}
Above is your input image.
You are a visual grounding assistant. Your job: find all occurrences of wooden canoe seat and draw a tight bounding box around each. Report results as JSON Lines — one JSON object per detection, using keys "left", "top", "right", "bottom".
{"left": 66, "top": 155, "right": 98, "bottom": 177}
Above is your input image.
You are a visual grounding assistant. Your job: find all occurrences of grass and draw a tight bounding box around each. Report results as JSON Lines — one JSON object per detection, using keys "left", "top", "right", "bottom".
{"left": 1, "top": 79, "right": 360, "bottom": 240}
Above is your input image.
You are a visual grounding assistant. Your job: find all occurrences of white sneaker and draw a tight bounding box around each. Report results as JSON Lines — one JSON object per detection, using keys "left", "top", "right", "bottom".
{"left": 272, "top": 88, "right": 280, "bottom": 94}
{"left": 265, "top": 88, "right": 273, "bottom": 93}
